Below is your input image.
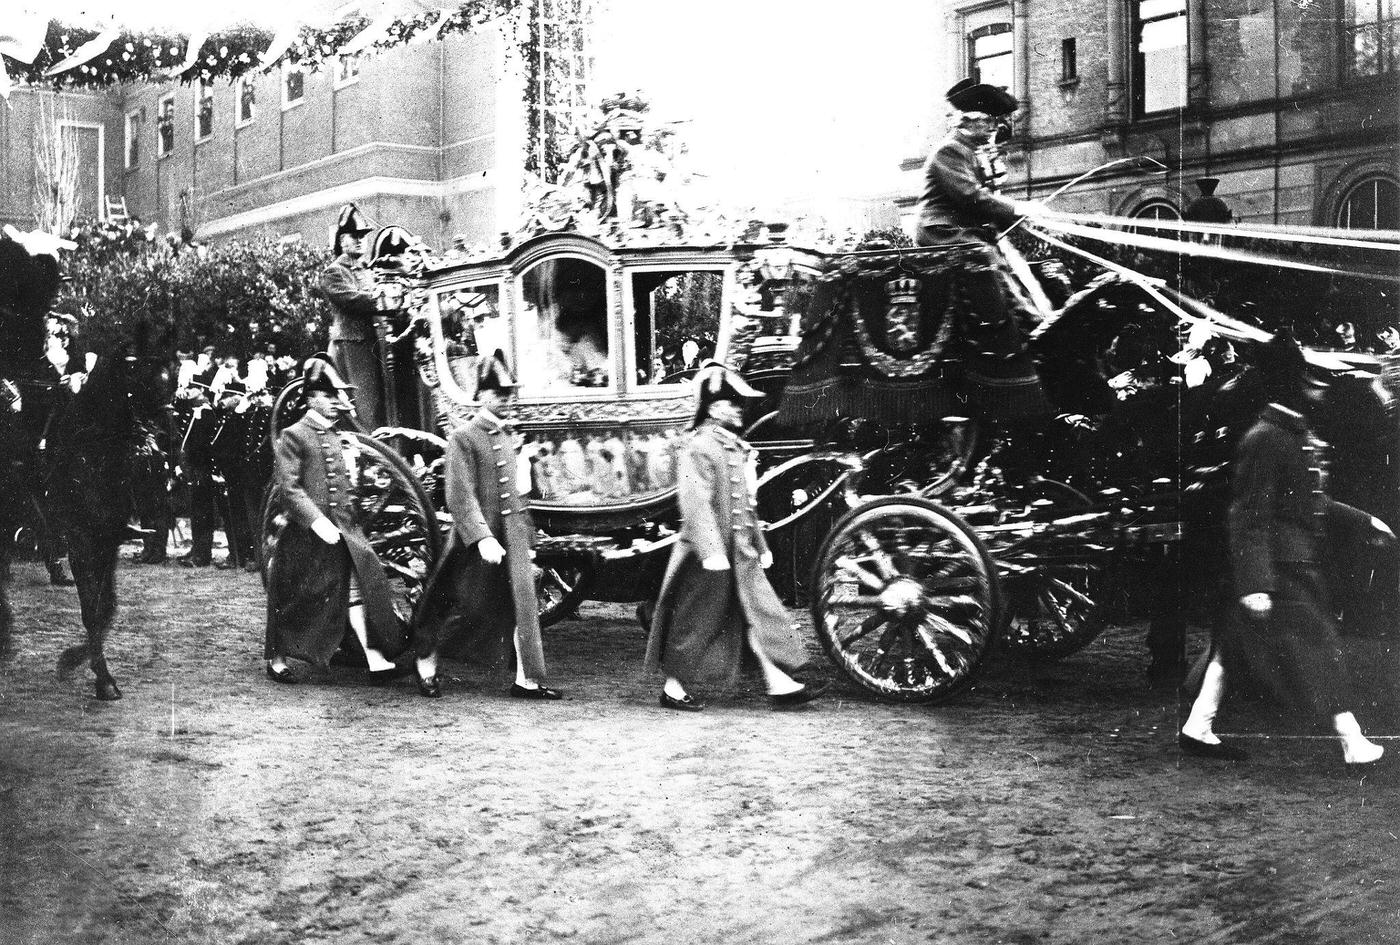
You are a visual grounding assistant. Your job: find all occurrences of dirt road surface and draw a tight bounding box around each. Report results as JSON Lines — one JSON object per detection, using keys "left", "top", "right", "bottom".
{"left": 2, "top": 557, "right": 1398, "bottom": 945}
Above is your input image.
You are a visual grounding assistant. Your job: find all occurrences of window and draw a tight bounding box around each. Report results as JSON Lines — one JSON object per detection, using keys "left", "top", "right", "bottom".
{"left": 236, "top": 77, "right": 255, "bottom": 126}
{"left": 968, "top": 23, "right": 1014, "bottom": 90}
{"left": 282, "top": 62, "right": 305, "bottom": 109}
{"left": 517, "top": 257, "right": 612, "bottom": 395}
{"left": 334, "top": 53, "right": 361, "bottom": 89}
{"left": 195, "top": 80, "right": 214, "bottom": 141}
{"left": 156, "top": 93, "right": 175, "bottom": 158}
{"left": 630, "top": 270, "right": 724, "bottom": 386}
{"left": 1343, "top": 0, "right": 1399, "bottom": 79}
{"left": 1061, "top": 38, "right": 1078, "bottom": 82}
{"left": 1130, "top": 200, "right": 1180, "bottom": 234}
{"left": 124, "top": 110, "right": 140, "bottom": 168}
{"left": 1133, "top": 0, "right": 1187, "bottom": 115}
{"left": 1336, "top": 175, "right": 1399, "bottom": 229}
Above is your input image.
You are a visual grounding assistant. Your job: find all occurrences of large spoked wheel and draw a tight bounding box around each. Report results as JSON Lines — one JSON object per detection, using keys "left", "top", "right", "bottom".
{"left": 811, "top": 497, "right": 1001, "bottom": 703}
{"left": 261, "top": 432, "right": 443, "bottom": 628}
{"left": 536, "top": 558, "right": 595, "bottom": 628}
{"left": 991, "top": 479, "right": 1112, "bottom": 662}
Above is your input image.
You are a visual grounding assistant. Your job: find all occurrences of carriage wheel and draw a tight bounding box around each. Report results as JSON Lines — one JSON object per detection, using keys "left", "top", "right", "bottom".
{"left": 260, "top": 432, "right": 442, "bottom": 629}
{"left": 537, "top": 559, "right": 594, "bottom": 628}
{"left": 860, "top": 418, "right": 980, "bottom": 498}
{"left": 269, "top": 377, "right": 306, "bottom": 443}
{"left": 811, "top": 497, "right": 1000, "bottom": 703}
{"left": 992, "top": 479, "right": 1111, "bottom": 662}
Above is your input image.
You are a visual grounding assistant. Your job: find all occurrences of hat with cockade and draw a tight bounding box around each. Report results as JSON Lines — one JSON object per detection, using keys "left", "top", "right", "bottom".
{"left": 946, "top": 78, "right": 1019, "bottom": 117}
{"left": 331, "top": 203, "right": 373, "bottom": 253}
{"left": 302, "top": 358, "right": 355, "bottom": 396}
{"left": 690, "top": 359, "right": 762, "bottom": 428}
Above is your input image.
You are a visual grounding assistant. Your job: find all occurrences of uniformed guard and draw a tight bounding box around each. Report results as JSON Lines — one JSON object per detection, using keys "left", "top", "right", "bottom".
{"left": 319, "top": 204, "right": 386, "bottom": 430}
{"left": 1179, "top": 334, "right": 1392, "bottom": 769}
{"left": 645, "top": 361, "right": 825, "bottom": 710}
{"left": 264, "top": 360, "right": 406, "bottom": 684}
{"left": 412, "top": 351, "right": 559, "bottom": 700}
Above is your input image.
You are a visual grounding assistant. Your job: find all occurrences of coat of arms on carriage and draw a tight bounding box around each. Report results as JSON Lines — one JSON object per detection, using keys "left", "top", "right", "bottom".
{"left": 884, "top": 276, "right": 923, "bottom": 354}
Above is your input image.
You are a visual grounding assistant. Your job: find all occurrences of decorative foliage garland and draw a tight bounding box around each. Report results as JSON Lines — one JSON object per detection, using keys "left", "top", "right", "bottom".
{"left": 4, "top": 3, "right": 522, "bottom": 89}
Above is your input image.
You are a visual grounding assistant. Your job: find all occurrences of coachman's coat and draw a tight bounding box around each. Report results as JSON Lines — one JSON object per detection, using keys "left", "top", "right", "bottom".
{"left": 413, "top": 412, "right": 546, "bottom": 680}
{"left": 646, "top": 421, "right": 808, "bottom": 688}
{"left": 319, "top": 254, "right": 386, "bottom": 430}
{"left": 265, "top": 415, "right": 404, "bottom": 665}
{"left": 1222, "top": 404, "right": 1372, "bottom": 720}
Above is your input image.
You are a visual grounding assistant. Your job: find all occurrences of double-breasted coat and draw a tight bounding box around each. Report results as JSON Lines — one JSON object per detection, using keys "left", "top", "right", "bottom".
{"left": 265, "top": 413, "right": 405, "bottom": 665}
{"left": 413, "top": 412, "right": 546, "bottom": 680}
{"left": 646, "top": 421, "right": 809, "bottom": 688}
{"left": 1222, "top": 403, "right": 1373, "bottom": 720}
{"left": 319, "top": 254, "right": 386, "bottom": 429}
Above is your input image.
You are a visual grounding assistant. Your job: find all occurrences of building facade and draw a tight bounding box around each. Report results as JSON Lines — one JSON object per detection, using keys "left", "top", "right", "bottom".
{"left": 0, "top": 0, "right": 596, "bottom": 251}
{"left": 899, "top": 0, "right": 1399, "bottom": 232}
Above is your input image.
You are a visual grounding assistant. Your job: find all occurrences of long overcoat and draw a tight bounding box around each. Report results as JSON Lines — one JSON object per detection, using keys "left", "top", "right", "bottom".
{"left": 413, "top": 412, "right": 546, "bottom": 680}
{"left": 319, "top": 254, "right": 386, "bottom": 429}
{"left": 265, "top": 414, "right": 405, "bottom": 665}
{"left": 646, "top": 421, "right": 809, "bottom": 688}
{"left": 1222, "top": 403, "right": 1372, "bottom": 720}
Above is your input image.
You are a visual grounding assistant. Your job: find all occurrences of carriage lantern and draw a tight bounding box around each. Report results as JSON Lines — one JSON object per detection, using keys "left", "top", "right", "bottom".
{"left": 755, "top": 222, "right": 801, "bottom": 334}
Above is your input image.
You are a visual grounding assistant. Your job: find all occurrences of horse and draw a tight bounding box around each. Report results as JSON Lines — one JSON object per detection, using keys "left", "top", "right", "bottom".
{"left": 0, "top": 232, "right": 171, "bottom": 700}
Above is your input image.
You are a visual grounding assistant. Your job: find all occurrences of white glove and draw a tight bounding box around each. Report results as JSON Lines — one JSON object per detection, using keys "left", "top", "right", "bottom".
{"left": 701, "top": 555, "right": 731, "bottom": 571}
{"left": 311, "top": 517, "right": 341, "bottom": 545}
{"left": 760, "top": 550, "right": 773, "bottom": 570}
{"left": 1239, "top": 592, "right": 1271, "bottom": 617}
{"left": 1012, "top": 200, "right": 1045, "bottom": 219}
{"left": 478, "top": 536, "right": 506, "bottom": 564}
{"left": 1370, "top": 516, "right": 1395, "bottom": 541}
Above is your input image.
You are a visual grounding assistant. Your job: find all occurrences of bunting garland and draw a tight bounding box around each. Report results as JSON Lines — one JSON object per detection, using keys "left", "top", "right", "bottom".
{"left": 1, "top": 2, "right": 519, "bottom": 89}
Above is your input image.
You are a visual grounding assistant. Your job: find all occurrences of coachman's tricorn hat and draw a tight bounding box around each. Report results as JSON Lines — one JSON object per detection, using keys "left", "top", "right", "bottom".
{"left": 476, "top": 349, "right": 518, "bottom": 394}
{"left": 946, "top": 78, "right": 1019, "bottom": 117}
{"left": 302, "top": 358, "right": 355, "bottom": 396}
{"left": 690, "top": 359, "right": 762, "bottom": 428}
{"left": 331, "top": 203, "right": 373, "bottom": 253}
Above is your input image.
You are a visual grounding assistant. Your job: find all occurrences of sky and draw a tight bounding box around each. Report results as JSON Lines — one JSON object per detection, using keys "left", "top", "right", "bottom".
{"left": 28, "top": 0, "right": 943, "bottom": 208}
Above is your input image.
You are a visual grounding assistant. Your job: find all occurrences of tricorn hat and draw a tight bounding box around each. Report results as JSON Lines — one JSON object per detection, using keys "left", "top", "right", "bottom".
{"left": 476, "top": 349, "right": 518, "bottom": 394}
{"left": 1254, "top": 331, "right": 1311, "bottom": 403}
{"left": 302, "top": 358, "right": 355, "bottom": 396}
{"left": 331, "top": 203, "right": 373, "bottom": 252}
{"left": 946, "top": 78, "right": 1019, "bottom": 117}
{"left": 219, "top": 379, "right": 247, "bottom": 398}
{"left": 691, "top": 359, "right": 762, "bottom": 428}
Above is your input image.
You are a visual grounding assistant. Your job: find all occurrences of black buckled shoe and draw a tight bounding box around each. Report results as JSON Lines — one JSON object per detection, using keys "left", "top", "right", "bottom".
{"left": 510, "top": 683, "right": 563, "bottom": 701}
{"left": 417, "top": 675, "right": 441, "bottom": 699}
{"left": 659, "top": 691, "right": 704, "bottom": 712}
{"left": 265, "top": 663, "right": 299, "bottom": 685}
{"left": 769, "top": 680, "right": 830, "bottom": 709}
{"left": 1178, "top": 732, "right": 1247, "bottom": 761}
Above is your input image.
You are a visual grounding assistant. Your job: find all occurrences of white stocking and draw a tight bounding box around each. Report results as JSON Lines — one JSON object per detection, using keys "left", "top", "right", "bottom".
{"left": 748, "top": 629, "right": 801, "bottom": 696}
{"left": 348, "top": 604, "right": 394, "bottom": 672}
{"left": 1181, "top": 655, "right": 1226, "bottom": 744}
{"left": 513, "top": 629, "right": 534, "bottom": 688}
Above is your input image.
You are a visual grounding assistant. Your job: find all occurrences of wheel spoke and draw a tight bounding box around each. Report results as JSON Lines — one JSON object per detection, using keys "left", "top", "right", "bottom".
{"left": 832, "top": 555, "right": 887, "bottom": 592}
{"left": 838, "top": 612, "right": 887, "bottom": 648}
{"left": 913, "top": 620, "right": 958, "bottom": 677}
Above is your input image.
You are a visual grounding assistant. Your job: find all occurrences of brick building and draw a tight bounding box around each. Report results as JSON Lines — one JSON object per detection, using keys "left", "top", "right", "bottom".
{"left": 0, "top": 0, "right": 594, "bottom": 250}
{"left": 0, "top": 88, "right": 124, "bottom": 232}
{"left": 899, "top": 0, "right": 1400, "bottom": 232}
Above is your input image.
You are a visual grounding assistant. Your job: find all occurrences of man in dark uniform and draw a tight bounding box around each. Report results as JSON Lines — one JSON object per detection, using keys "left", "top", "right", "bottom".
{"left": 176, "top": 382, "right": 218, "bottom": 567}
{"left": 645, "top": 361, "right": 825, "bottom": 710}
{"left": 319, "top": 204, "right": 386, "bottom": 430}
{"left": 1179, "top": 334, "right": 1390, "bottom": 768}
{"left": 264, "top": 360, "right": 406, "bottom": 684}
{"left": 412, "top": 353, "right": 559, "bottom": 700}
{"left": 209, "top": 380, "right": 255, "bottom": 570}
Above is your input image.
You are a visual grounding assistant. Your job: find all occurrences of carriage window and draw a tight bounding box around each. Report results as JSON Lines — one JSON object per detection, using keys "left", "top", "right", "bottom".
{"left": 518, "top": 258, "right": 611, "bottom": 394}
{"left": 441, "top": 284, "right": 506, "bottom": 358}
{"left": 633, "top": 270, "right": 724, "bottom": 385}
